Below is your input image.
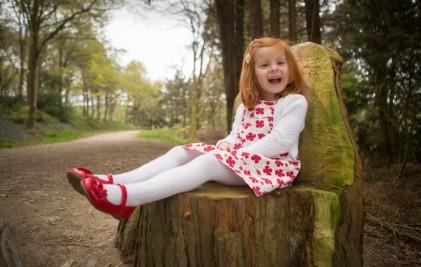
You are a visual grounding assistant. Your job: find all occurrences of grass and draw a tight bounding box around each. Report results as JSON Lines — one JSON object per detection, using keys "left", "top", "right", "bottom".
{"left": 0, "top": 117, "right": 196, "bottom": 149}
{"left": 138, "top": 128, "right": 197, "bottom": 145}
{"left": 0, "top": 117, "right": 139, "bottom": 148}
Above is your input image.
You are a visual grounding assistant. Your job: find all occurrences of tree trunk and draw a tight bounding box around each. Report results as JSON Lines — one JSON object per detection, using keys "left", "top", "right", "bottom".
{"left": 215, "top": 0, "right": 244, "bottom": 132}
{"left": 96, "top": 95, "right": 101, "bottom": 120}
{"left": 18, "top": 27, "right": 26, "bottom": 98}
{"left": 115, "top": 42, "right": 363, "bottom": 267}
{"left": 189, "top": 82, "right": 198, "bottom": 138}
{"left": 26, "top": 0, "right": 42, "bottom": 131}
{"left": 304, "top": 0, "right": 321, "bottom": 43}
{"left": 288, "top": 0, "right": 297, "bottom": 42}
{"left": 269, "top": 0, "right": 280, "bottom": 38}
{"left": 248, "top": 0, "right": 263, "bottom": 39}
{"left": 116, "top": 184, "right": 314, "bottom": 266}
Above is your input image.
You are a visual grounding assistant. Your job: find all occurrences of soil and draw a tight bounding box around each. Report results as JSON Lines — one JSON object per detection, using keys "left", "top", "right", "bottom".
{"left": 0, "top": 131, "right": 419, "bottom": 267}
{"left": 0, "top": 131, "right": 174, "bottom": 267}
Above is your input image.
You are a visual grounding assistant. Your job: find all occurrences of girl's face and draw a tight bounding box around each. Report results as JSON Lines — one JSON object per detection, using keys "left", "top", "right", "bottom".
{"left": 254, "top": 46, "right": 290, "bottom": 101}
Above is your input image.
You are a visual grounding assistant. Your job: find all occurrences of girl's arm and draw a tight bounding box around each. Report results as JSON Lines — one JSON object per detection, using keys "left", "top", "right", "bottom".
{"left": 216, "top": 104, "right": 244, "bottom": 148}
{"left": 241, "top": 94, "right": 308, "bottom": 158}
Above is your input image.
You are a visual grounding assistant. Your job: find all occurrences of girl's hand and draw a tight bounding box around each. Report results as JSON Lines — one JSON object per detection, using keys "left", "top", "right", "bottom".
{"left": 217, "top": 142, "right": 233, "bottom": 152}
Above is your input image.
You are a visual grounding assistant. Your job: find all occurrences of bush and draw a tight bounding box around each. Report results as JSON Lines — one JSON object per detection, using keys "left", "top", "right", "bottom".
{"left": 37, "top": 94, "right": 74, "bottom": 123}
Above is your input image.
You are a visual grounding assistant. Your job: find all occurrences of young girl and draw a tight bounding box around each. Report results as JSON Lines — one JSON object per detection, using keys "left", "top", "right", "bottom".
{"left": 67, "top": 37, "right": 308, "bottom": 220}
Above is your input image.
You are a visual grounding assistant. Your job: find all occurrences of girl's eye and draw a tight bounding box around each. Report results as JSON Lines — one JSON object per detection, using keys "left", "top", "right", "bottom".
{"left": 278, "top": 61, "right": 285, "bottom": 65}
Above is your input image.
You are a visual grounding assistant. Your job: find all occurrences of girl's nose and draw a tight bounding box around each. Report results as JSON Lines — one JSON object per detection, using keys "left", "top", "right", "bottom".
{"left": 269, "top": 64, "right": 278, "bottom": 71}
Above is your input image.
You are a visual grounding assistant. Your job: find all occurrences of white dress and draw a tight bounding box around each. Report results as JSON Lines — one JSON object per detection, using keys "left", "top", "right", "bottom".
{"left": 184, "top": 94, "right": 307, "bottom": 196}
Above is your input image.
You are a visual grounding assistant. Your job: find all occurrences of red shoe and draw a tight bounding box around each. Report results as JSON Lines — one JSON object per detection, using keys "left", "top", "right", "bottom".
{"left": 70, "top": 167, "right": 94, "bottom": 179}
{"left": 67, "top": 167, "right": 114, "bottom": 195}
{"left": 81, "top": 178, "right": 135, "bottom": 220}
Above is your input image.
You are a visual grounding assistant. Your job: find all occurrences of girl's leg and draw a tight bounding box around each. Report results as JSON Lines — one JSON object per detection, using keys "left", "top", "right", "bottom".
{"left": 104, "top": 154, "right": 247, "bottom": 206}
{"left": 96, "top": 146, "right": 202, "bottom": 184}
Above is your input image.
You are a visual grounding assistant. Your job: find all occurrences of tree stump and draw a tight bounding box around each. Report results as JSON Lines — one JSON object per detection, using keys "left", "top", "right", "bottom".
{"left": 115, "top": 42, "right": 364, "bottom": 267}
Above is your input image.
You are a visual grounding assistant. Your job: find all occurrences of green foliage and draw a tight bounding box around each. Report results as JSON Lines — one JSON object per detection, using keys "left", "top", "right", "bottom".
{"left": 0, "top": 138, "right": 20, "bottom": 148}
{"left": 122, "top": 61, "right": 165, "bottom": 128}
{"left": 37, "top": 94, "right": 75, "bottom": 123}
{"left": 0, "top": 116, "right": 139, "bottom": 149}
{"left": 1, "top": 104, "right": 59, "bottom": 124}
{"left": 138, "top": 127, "right": 197, "bottom": 145}
{"left": 0, "top": 95, "right": 25, "bottom": 110}
{"left": 331, "top": 0, "right": 420, "bottom": 165}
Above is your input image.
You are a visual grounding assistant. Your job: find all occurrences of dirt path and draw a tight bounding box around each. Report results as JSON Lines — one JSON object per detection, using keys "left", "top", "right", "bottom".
{"left": 1, "top": 131, "right": 418, "bottom": 266}
{"left": 0, "top": 131, "right": 175, "bottom": 267}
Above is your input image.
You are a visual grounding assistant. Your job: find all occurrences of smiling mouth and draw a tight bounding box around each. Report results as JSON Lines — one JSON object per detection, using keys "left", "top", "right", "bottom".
{"left": 268, "top": 77, "right": 282, "bottom": 83}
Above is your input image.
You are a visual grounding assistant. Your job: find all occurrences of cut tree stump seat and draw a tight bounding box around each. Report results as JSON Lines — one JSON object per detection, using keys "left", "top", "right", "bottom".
{"left": 115, "top": 42, "right": 364, "bottom": 267}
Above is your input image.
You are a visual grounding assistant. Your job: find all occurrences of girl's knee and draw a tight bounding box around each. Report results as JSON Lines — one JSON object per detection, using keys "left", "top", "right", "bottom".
{"left": 195, "top": 154, "right": 221, "bottom": 167}
{"left": 166, "top": 146, "right": 201, "bottom": 165}
{"left": 167, "top": 145, "right": 184, "bottom": 154}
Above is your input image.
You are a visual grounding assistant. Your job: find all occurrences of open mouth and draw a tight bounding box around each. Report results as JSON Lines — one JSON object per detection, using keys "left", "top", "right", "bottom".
{"left": 268, "top": 77, "right": 282, "bottom": 84}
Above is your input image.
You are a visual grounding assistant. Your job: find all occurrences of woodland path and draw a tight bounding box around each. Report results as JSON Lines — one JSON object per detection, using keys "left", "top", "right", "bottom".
{"left": 0, "top": 131, "right": 174, "bottom": 267}
{"left": 0, "top": 131, "right": 417, "bottom": 266}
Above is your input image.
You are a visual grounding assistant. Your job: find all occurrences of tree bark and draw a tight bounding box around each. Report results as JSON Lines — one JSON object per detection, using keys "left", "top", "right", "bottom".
{"left": 18, "top": 25, "right": 26, "bottom": 98}
{"left": 115, "top": 42, "right": 363, "bottom": 267}
{"left": 304, "top": 0, "right": 322, "bottom": 43}
{"left": 269, "top": 0, "right": 280, "bottom": 38}
{"left": 26, "top": 0, "right": 41, "bottom": 131}
{"left": 248, "top": 0, "right": 263, "bottom": 39}
{"left": 215, "top": 0, "right": 244, "bottom": 132}
{"left": 288, "top": 0, "right": 297, "bottom": 42}
{"left": 116, "top": 184, "right": 314, "bottom": 266}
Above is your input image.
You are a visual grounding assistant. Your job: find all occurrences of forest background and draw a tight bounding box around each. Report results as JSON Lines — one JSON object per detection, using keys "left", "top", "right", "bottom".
{"left": 0, "top": 0, "right": 420, "bottom": 262}
{"left": 1, "top": 0, "right": 419, "bottom": 168}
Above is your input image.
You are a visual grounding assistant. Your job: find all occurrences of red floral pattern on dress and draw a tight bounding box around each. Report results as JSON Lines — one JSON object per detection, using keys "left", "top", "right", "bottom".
{"left": 251, "top": 155, "right": 261, "bottom": 163}
{"left": 263, "top": 166, "right": 272, "bottom": 175}
{"left": 256, "top": 107, "right": 264, "bottom": 115}
{"left": 204, "top": 146, "right": 215, "bottom": 152}
{"left": 184, "top": 100, "right": 301, "bottom": 196}
{"left": 246, "top": 132, "right": 256, "bottom": 141}
{"left": 256, "top": 120, "right": 264, "bottom": 128}
{"left": 258, "top": 133, "right": 265, "bottom": 139}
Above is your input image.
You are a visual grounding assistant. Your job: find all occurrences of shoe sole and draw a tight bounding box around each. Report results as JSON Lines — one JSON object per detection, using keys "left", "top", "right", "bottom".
{"left": 67, "top": 171, "right": 85, "bottom": 195}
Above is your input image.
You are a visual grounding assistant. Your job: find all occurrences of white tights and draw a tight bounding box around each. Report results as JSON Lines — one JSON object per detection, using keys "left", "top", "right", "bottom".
{"left": 100, "top": 146, "right": 247, "bottom": 206}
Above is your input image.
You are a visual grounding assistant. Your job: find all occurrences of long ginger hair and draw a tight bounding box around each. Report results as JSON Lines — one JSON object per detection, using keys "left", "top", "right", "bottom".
{"left": 239, "top": 37, "right": 306, "bottom": 108}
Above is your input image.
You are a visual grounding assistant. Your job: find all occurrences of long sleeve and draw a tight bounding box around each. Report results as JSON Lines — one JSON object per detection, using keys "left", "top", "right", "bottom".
{"left": 241, "top": 94, "right": 308, "bottom": 158}
{"left": 216, "top": 104, "right": 245, "bottom": 147}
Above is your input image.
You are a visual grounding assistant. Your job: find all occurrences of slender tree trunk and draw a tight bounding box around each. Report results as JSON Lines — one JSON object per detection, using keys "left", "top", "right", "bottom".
{"left": 96, "top": 95, "right": 101, "bottom": 120}
{"left": 82, "top": 87, "right": 88, "bottom": 117}
{"left": 58, "top": 47, "right": 64, "bottom": 113}
{"left": 104, "top": 94, "right": 109, "bottom": 121}
{"left": 27, "top": 45, "right": 39, "bottom": 131}
{"left": 269, "top": 0, "right": 280, "bottom": 38}
{"left": 234, "top": 0, "right": 245, "bottom": 125}
{"left": 182, "top": 87, "right": 188, "bottom": 127}
{"left": 304, "top": 0, "right": 321, "bottom": 43}
{"left": 288, "top": 0, "right": 297, "bottom": 42}
{"left": 248, "top": 0, "right": 263, "bottom": 39}
{"left": 18, "top": 28, "right": 26, "bottom": 98}
{"left": 26, "top": 1, "right": 41, "bottom": 131}
{"left": 215, "top": 0, "right": 244, "bottom": 132}
{"left": 109, "top": 97, "right": 116, "bottom": 122}
{"left": 376, "top": 79, "right": 393, "bottom": 164}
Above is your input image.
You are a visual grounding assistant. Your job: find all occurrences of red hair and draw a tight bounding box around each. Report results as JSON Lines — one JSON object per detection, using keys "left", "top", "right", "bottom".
{"left": 239, "top": 37, "right": 306, "bottom": 108}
